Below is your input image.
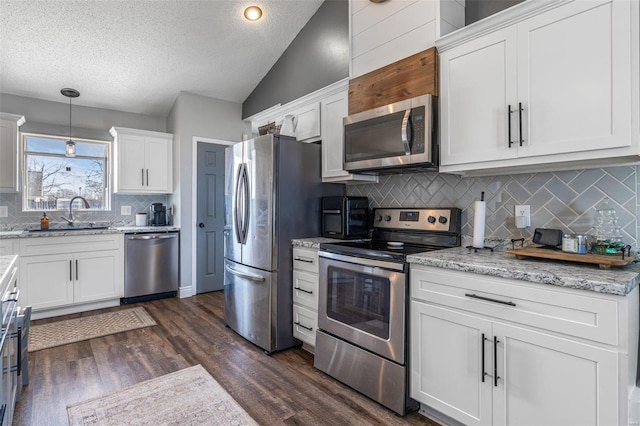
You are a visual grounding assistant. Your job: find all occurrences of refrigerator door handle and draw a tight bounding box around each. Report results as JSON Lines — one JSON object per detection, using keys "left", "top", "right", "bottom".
{"left": 225, "top": 265, "right": 265, "bottom": 282}
{"left": 234, "top": 164, "right": 244, "bottom": 243}
{"left": 241, "top": 163, "right": 250, "bottom": 244}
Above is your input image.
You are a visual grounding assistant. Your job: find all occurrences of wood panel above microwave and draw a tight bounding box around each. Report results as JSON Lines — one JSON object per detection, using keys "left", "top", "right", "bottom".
{"left": 348, "top": 47, "right": 438, "bottom": 115}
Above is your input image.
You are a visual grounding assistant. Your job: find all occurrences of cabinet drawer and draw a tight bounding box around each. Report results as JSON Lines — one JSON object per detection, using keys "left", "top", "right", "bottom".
{"left": 293, "top": 304, "right": 317, "bottom": 346}
{"left": 20, "top": 234, "right": 123, "bottom": 256}
{"left": 293, "top": 247, "right": 319, "bottom": 273}
{"left": 410, "top": 265, "right": 619, "bottom": 346}
{"left": 293, "top": 270, "right": 319, "bottom": 310}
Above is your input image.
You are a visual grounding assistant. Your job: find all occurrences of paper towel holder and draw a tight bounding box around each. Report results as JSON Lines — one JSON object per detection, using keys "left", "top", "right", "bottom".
{"left": 466, "top": 191, "right": 495, "bottom": 252}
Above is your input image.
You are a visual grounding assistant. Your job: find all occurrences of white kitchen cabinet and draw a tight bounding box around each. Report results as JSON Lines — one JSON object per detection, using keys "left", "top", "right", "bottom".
{"left": 290, "top": 102, "right": 320, "bottom": 142}
{"left": 410, "top": 264, "right": 634, "bottom": 425}
{"left": 18, "top": 234, "right": 124, "bottom": 318}
{"left": 292, "top": 246, "right": 320, "bottom": 349}
{"left": 110, "top": 126, "right": 173, "bottom": 194}
{"left": 438, "top": 0, "right": 638, "bottom": 175}
{"left": 0, "top": 113, "right": 25, "bottom": 192}
{"left": 320, "top": 91, "right": 378, "bottom": 183}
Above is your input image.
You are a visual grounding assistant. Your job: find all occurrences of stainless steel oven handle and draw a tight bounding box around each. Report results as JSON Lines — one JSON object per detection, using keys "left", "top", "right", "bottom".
{"left": 319, "top": 251, "right": 404, "bottom": 271}
{"left": 225, "top": 265, "right": 265, "bottom": 282}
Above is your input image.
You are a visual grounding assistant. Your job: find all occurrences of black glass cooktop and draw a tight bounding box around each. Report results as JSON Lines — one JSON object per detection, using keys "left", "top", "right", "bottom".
{"left": 319, "top": 240, "right": 442, "bottom": 263}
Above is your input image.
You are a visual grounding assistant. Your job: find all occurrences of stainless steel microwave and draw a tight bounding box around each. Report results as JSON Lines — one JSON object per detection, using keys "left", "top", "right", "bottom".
{"left": 343, "top": 94, "right": 436, "bottom": 173}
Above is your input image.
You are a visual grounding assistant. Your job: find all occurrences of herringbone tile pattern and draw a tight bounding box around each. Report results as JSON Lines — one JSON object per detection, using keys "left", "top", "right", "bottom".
{"left": 348, "top": 166, "right": 639, "bottom": 247}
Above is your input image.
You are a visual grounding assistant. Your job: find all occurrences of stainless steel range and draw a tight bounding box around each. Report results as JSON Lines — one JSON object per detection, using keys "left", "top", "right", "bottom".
{"left": 315, "top": 207, "right": 462, "bottom": 415}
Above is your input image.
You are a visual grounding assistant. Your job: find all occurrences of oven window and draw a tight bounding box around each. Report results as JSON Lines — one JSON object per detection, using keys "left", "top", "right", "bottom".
{"left": 326, "top": 265, "right": 390, "bottom": 339}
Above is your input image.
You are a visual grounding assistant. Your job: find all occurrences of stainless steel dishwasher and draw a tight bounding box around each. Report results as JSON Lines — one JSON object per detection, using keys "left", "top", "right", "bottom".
{"left": 122, "top": 231, "right": 180, "bottom": 304}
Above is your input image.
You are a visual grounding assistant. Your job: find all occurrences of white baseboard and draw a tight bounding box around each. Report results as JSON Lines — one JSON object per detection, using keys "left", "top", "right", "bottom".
{"left": 179, "top": 285, "right": 194, "bottom": 298}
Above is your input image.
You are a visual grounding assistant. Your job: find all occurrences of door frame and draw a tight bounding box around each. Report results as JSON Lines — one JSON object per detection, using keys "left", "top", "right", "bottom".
{"left": 191, "top": 136, "right": 236, "bottom": 296}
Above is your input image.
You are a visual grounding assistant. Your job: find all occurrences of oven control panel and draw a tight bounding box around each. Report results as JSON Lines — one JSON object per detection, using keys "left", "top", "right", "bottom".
{"left": 373, "top": 208, "right": 459, "bottom": 232}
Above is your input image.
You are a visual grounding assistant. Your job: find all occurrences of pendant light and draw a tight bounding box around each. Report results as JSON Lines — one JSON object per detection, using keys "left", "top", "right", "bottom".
{"left": 61, "top": 88, "right": 80, "bottom": 157}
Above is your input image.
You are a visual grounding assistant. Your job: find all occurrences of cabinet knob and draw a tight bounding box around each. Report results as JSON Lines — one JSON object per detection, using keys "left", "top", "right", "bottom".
{"left": 198, "top": 223, "right": 205, "bottom": 228}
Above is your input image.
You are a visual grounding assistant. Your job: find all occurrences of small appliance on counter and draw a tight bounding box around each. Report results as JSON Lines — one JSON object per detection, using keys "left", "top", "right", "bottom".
{"left": 149, "top": 203, "right": 167, "bottom": 226}
{"left": 321, "top": 196, "right": 369, "bottom": 239}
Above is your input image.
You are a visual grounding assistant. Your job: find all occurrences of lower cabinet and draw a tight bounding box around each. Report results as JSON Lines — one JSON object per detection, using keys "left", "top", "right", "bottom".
{"left": 292, "top": 246, "right": 320, "bottom": 348}
{"left": 410, "top": 264, "right": 633, "bottom": 425}
{"left": 18, "top": 234, "right": 124, "bottom": 316}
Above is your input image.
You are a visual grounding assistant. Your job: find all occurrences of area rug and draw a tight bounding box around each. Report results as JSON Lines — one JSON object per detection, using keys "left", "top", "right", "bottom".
{"left": 67, "top": 364, "right": 258, "bottom": 425}
{"left": 29, "top": 306, "right": 156, "bottom": 352}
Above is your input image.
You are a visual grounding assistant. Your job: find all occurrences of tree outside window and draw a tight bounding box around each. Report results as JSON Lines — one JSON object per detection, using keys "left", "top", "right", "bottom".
{"left": 22, "top": 134, "right": 110, "bottom": 211}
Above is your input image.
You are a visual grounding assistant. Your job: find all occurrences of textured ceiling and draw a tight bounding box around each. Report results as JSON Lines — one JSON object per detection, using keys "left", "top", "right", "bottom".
{"left": 0, "top": 0, "right": 324, "bottom": 117}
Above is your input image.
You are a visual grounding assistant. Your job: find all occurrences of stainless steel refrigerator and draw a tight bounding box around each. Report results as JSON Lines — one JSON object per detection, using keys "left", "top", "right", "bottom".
{"left": 224, "top": 134, "right": 343, "bottom": 353}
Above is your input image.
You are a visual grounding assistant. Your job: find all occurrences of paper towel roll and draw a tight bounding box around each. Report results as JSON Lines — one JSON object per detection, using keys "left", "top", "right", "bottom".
{"left": 472, "top": 200, "right": 486, "bottom": 248}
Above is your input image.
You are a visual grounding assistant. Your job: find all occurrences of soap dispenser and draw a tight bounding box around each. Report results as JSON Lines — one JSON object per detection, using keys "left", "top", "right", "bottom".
{"left": 40, "top": 212, "right": 49, "bottom": 230}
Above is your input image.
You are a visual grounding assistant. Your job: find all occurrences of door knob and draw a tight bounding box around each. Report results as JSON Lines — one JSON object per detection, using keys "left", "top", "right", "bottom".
{"left": 198, "top": 223, "right": 205, "bottom": 228}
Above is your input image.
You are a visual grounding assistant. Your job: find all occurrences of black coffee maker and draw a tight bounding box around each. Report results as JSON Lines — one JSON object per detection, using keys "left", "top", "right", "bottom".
{"left": 149, "top": 203, "right": 167, "bottom": 226}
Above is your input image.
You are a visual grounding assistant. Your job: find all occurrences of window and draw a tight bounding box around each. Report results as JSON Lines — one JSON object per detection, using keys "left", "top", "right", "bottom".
{"left": 22, "top": 134, "right": 110, "bottom": 211}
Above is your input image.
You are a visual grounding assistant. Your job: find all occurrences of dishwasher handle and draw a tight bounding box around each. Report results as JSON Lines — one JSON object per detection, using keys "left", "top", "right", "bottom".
{"left": 127, "top": 234, "right": 178, "bottom": 240}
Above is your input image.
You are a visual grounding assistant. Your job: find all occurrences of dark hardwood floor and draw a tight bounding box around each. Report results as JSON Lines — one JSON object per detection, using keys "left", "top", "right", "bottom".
{"left": 15, "top": 291, "right": 438, "bottom": 425}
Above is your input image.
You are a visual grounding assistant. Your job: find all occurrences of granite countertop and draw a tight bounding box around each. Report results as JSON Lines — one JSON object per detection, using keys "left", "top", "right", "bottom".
{"left": 0, "top": 255, "right": 18, "bottom": 292}
{"left": 291, "top": 237, "right": 369, "bottom": 249}
{"left": 407, "top": 246, "right": 640, "bottom": 296}
{"left": 0, "top": 226, "right": 180, "bottom": 239}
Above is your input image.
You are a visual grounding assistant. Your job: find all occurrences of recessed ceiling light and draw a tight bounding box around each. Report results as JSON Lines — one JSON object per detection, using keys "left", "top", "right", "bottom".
{"left": 244, "top": 6, "right": 262, "bottom": 22}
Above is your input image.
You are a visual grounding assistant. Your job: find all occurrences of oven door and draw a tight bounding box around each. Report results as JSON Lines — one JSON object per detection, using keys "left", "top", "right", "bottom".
{"left": 318, "top": 252, "right": 406, "bottom": 364}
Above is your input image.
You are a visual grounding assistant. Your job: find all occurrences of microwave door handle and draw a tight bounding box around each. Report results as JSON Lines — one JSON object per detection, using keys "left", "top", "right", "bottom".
{"left": 401, "top": 110, "right": 412, "bottom": 155}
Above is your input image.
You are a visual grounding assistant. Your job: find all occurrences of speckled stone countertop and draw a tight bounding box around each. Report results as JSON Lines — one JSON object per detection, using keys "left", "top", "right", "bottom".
{"left": 291, "top": 237, "right": 344, "bottom": 249}
{"left": 0, "top": 255, "right": 18, "bottom": 293}
{"left": 291, "top": 237, "right": 369, "bottom": 249}
{"left": 0, "top": 226, "right": 180, "bottom": 239}
{"left": 407, "top": 247, "right": 640, "bottom": 296}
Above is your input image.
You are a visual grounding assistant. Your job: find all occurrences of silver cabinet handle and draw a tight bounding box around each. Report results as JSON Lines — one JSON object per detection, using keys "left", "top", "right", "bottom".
{"left": 225, "top": 265, "right": 265, "bottom": 282}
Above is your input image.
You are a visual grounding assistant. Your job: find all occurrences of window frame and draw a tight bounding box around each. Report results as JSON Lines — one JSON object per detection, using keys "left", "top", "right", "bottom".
{"left": 21, "top": 132, "right": 112, "bottom": 212}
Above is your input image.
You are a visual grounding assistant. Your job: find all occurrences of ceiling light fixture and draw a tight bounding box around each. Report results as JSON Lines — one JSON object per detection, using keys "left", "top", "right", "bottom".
{"left": 61, "top": 88, "right": 80, "bottom": 157}
{"left": 244, "top": 5, "right": 262, "bottom": 21}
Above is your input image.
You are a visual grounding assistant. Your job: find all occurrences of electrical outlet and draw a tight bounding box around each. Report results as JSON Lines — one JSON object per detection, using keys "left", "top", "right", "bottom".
{"left": 0, "top": 206, "right": 7, "bottom": 218}
{"left": 121, "top": 205, "right": 132, "bottom": 216}
{"left": 515, "top": 205, "right": 531, "bottom": 228}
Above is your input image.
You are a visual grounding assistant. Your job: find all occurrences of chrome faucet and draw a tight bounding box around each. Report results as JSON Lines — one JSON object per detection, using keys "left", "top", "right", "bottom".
{"left": 61, "top": 196, "right": 90, "bottom": 225}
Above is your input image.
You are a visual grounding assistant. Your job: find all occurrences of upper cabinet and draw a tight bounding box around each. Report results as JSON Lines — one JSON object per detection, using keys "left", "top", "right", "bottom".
{"left": 110, "top": 127, "right": 173, "bottom": 194}
{"left": 350, "top": 0, "right": 464, "bottom": 78}
{"left": 247, "top": 79, "right": 378, "bottom": 184}
{"left": 438, "top": 0, "right": 640, "bottom": 175}
{"left": 0, "top": 113, "right": 25, "bottom": 193}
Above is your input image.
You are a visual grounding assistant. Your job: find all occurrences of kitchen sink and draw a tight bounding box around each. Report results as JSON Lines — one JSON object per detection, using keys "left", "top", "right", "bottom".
{"left": 25, "top": 226, "right": 110, "bottom": 233}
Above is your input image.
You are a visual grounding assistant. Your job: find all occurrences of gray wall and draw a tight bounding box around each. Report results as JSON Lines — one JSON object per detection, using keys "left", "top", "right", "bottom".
{"left": 0, "top": 93, "right": 169, "bottom": 228}
{"left": 242, "top": 0, "right": 349, "bottom": 118}
{"left": 465, "top": 0, "right": 525, "bottom": 25}
{"left": 167, "top": 91, "right": 250, "bottom": 295}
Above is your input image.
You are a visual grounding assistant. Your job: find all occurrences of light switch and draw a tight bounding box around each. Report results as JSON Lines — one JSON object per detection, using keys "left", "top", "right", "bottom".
{"left": 121, "top": 205, "right": 132, "bottom": 216}
{"left": 0, "top": 206, "right": 7, "bottom": 218}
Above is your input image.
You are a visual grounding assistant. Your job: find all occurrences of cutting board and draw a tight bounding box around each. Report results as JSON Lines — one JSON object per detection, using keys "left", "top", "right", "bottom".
{"left": 505, "top": 246, "right": 635, "bottom": 269}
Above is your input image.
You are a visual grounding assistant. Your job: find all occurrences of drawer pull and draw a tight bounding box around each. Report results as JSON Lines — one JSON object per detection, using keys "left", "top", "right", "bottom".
{"left": 294, "top": 257, "right": 314, "bottom": 264}
{"left": 465, "top": 293, "right": 516, "bottom": 307}
{"left": 294, "top": 286, "right": 313, "bottom": 294}
{"left": 294, "top": 321, "right": 313, "bottom": 331}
